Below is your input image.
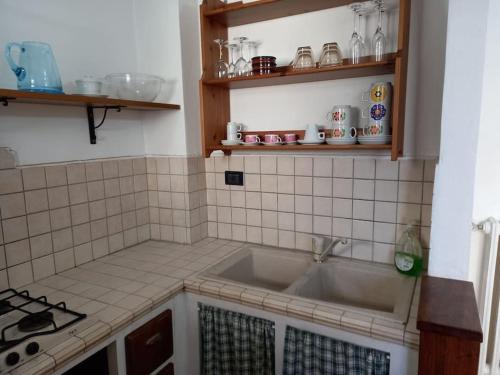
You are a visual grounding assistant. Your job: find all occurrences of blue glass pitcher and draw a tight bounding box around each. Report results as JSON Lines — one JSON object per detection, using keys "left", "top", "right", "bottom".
{"left": 4, "top": 41, "right": 63, "bottom": 93}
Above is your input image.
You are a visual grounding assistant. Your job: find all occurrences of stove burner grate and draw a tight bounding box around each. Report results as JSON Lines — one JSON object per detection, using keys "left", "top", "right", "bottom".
{"left": 18, "top": 311, "right": 55, "bottom": 332}
{"left": 0, "top": 300, "right": 12, "bottom": 315}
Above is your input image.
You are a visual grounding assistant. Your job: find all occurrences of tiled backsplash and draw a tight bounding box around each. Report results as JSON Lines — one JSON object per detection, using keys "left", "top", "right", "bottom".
{"left": 205, "top": 156, "right": 435, "bottom": 266}
{"left": 0, "top": 147, "right": 435, "bottom": 289}
{"left": 0, "top": 149, "right": 207, "bottom": 289}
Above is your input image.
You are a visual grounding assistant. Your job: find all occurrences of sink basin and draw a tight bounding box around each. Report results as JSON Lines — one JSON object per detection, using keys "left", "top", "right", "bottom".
{"left": 284, "top": 258, "right": 416, "bottom": 322}
{"left": 202, "top": 246, "right": 311, "bottom": 292}
{"left": 203, "top": 245, "right": 416, "bottom": 323}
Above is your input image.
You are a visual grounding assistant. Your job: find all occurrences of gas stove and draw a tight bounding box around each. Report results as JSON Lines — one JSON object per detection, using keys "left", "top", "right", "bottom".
{"left": 0, "top": 288, "right": 89, "bottom": 373}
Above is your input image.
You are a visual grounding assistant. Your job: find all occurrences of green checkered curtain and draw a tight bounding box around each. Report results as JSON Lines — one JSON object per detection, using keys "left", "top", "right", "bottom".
{"left": 283, "top": 326, "right": 390, "bottom": 375}
{"left": 199, "top": 304, "right": 275, "bottom": 375}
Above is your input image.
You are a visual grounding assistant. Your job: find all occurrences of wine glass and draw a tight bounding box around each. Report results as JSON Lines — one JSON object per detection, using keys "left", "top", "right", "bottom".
{"left": 225, "top": 42, "right": 238, "bottom": 78}
{"left": 349, "top": 3, "right": 366, "bottom": 64}
{"left": 234, "top": 37, "right": 249, "bottom": 77}
{"left": 213, "top": 39, "right": 228, "bottom": 79}
{"left": 372, "top": 0, "right": 386, "bottom": 61}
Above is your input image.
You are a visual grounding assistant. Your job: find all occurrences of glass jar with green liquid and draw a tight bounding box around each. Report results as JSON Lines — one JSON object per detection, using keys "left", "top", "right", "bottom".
{"left": 394, "top": 224, "right": 423, "bottom": 277}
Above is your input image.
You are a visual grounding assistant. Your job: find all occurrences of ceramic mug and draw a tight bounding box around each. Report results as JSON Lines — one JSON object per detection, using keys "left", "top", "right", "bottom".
{"left": 284, "top": 134, "right": 297, "bottom": 143}
{"left": 327, "top": 105, "right": 353, "bottom": 126}
{"left": 244, "top": 134, "right": 260, "bottom": 143}
{"left": 227, "top": 132, "right": 242, "bottom": 141}
{"left": 362, "top": 104, "right": 389, "bottom": 121}
{"left": 305, "top": 124, "right": 326, "bottom": 141}
{"left": 331, "top": 125, "right": 357, "bottom": 139}
{"left": 264, "top": 134, "right": 282, "bottom": 144}
{"left": 227, "top": 122, "right": 242, "bottom": 134}
{"left": 363, "top": 120, "right": 390, "bottom": 136}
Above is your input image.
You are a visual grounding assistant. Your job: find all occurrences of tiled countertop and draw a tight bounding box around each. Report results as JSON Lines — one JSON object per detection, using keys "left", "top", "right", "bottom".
{"left": 14, "top": 238, "right": 420, "bottom": 374}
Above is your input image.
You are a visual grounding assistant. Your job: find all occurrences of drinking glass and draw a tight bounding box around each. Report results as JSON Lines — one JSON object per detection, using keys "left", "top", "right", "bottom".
{"left": 292, "top": 46, "right": 315, "bottom": 69}
{"left": 372, "top": 0, "right": 386, "bottom": 61}
{"left": 349, "top": 3, "right": 366, "bottom": 64}
{"left": 319, "top": 43, "right": 343, "bottom": 67}
{"left": 226, "top": 43, "right": 238, "bottom": 78}
{"left": 213, "top": 39, "right": 228, "bottom": 79}
{"left": 234, "top": 37, "right": 249, "bottom": 77}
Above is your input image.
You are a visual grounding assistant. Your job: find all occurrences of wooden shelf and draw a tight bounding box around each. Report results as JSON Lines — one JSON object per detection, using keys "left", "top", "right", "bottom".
{"left": 209, "top": 143, "right": 392, "bottom": 153}
{"left": 204, "top": 0, "right": 354, "bottom": 27}
{"left": 0, "top": 88, "right": 181, "bottom": 144}
{"left": 203, "top": 56, "right": 395, "bottom": 89}
{"left": 0, "top": 88, "right": 181, "bottom": 110}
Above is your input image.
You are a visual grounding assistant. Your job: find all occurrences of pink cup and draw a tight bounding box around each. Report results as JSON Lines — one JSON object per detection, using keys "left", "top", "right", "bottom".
{"left": 264, "top": 134, "right": 282, "bottom": 144}
{"left": 284, "top": 134, "right": 297, "bottom": 143}
{"left": 244, "top": 134, "right": 260, "bottom": 143}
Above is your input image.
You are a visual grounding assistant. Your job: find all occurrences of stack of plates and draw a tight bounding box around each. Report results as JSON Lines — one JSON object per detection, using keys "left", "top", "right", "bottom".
{"left": 358, "top": 135, "right": 391, "bottom": 145}
{"left": 326, "top": 137, "right": 357, "bottom": 145}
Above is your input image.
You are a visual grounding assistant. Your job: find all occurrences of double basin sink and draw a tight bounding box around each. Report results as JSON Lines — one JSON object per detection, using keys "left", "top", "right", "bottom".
{"left": 202, "top": 245, "right": 416, "bottom": 323}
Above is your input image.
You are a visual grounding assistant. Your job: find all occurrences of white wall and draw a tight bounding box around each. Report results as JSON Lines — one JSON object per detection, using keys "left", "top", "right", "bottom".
{"left": 0, "top": 0, "right": 191, "bottom": 165}
{"left": 428, "top": 0, "right": 490, "bottom": 280}
{"left": 0, "top": 0, "right": 146, "bottom": 165}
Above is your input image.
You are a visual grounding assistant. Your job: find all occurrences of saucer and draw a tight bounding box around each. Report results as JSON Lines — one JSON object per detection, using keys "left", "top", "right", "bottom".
{"left": 221, "top": 139, "right": 241, "bottom": 146}
{"left": 326, "top": 137, "right": 357, "bottom": 145}
{"left": 262, "top": 142, "right": 284, "bottom": 146}
{"left": 285, "top": 141, "right": 297, "bottom": 145}
{"left": 358, "top": 135, "right": 391, "bottom": 145}
{"left": 297, "top": 139, "right": 325, "bottom": 145}
{"left": 241, "top": 141, "right": 260, "bottom": 146}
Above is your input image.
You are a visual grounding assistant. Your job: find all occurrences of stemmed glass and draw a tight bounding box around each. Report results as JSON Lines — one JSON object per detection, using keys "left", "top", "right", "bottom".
{"left": 372, "top": 0, "right": 386, "bottom": 61}
{"left": 225, "top": 42, "right": 238, "bottom": 78}
{"left": 234, "top": 37, "right": 249, "bottom": 77}
{"left": 213, "top": 39, "right": 228, "bottom": 79}
{"left": 349, "top": 3, "right": 366, "bottom": 64}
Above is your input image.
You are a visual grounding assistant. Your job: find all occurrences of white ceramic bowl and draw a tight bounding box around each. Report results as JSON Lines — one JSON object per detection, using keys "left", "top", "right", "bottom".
{"left": 105, "top": 73, "right": 165, "bottom": 101}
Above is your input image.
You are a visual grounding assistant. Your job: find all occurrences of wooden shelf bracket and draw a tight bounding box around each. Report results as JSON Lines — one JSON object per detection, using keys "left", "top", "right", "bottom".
{"left": 86, "top": 105, "right": 124, "bottom": 144}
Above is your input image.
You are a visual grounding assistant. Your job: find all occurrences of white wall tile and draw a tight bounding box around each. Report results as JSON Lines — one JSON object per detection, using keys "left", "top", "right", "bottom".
{"left": 353, "top": 200, "right": 374, "bottom": 221}
{"left": 277, "top": 175, "right": 294, "bottom": 194}
{"left": 278, "top": 230, "right": 295, "bottom": 248}
{"left": 375, "top": 180, "right": 398, "bottom": 202}
{"left": 332, "top": 217, "right": 352, "bottom": 238}
{"left": 262, "top": 228, "right": 278, "bottom": 246}
{"left": 278, "top": 212, "right": 295, "bottom": 231}
{"left": 373, "top": 222, "right": 396, "bottom": 243}
{"left": 261, "top": 175, "right": 278, "bottom": 193}
{"left": 295, "top": 214, "right": 313, "bottom": 233}
{"left": 247, "top": 226, "right": 262, "bottom": 244}
{"left": 261, "top": 193, "right": 277, "bottom": 211}
{"left": 333, "top": 198, "right": 352, "bottom": 218}
{"left": 260, "top": 156, "right": 277, "bottom": 174}
{"left": 232, "top": 224, "right": 247, "bottom": 242}
{"left": 230, "top": 191, "right": 246, "bottom": 208}
{"left": 398, "top": 182, "right": 423, "bottom": 203}
{"left": 278, "top": 194, "right": 295, "bottom": 212}
{"left": 277, "top": 157, "right": 294, "bottom": 175}
{"left": 375, "top": 159, "right": 399, "bottom": 180}
{"left": 229, "top": 156, "right": 244, "bottom": 171}
{"left": 295, "top": 232, "right": 313, "bottom": 251}
{"left": 374, "top": 201, "right": 397, "bottom": 223}
{"left": 313, "top": 216, "right": 332, "bottom": 236}
{"left": 295, "top": 157, "right": 313, "bottom": 176}
{"left": 399, "top": 160, "right": 424, "bottom": 181}
{"left": 244, "top": 156, "right": 260, "bottom": 173}
{"left": 245, "top": 192, "right": 262, "bottom": 209}
{"left": 262, "top": 211, "right": 278, "bottom": 228}
{"left": 294, "top": 195, "right": 312, "bottom": 214}
{"left": 333, "top": 178, "right": 353, "bottom": 198}
{"left": 313, "top": 158, "right": 333, "bottom": 177}
{"left": 245, "top": 174, "right": 261, "bottom": 192}
{"left": 313, "top": 178, "right": 333, "bottom": 197}
{"left": 333, "top": 158, "right": 353, "bottom": 178}
{"left": 422, "top": 183, "right": 434, "bottom": 204}
{"left": 231, "top": 208, "right": 246, "bottom": 225}
{"left": 373, "top": 242, "right": 396, "bottom": 264}
{"left": 352, "top": 240, "right": 373, "bottom": 261}
{"left": 353, "top": 180, "right": 375, "bottom": 200}
{"left": 295, "top": 176, "right": 313, "bottom": 195}
{"left": 354, "top": 159, "right": 375, "bottom": 179}
{"left": 246, "top": 209, "right": 262, "bottom": 226}
{"left": 424, "top": 160, "right": 437, "bottom": 182}
{"left": 397, "top": 203, "right": 421, "bottom": 224}
{"left": 352, "top": 220, "right": 373, "bottom": 241}
{"left": 313, "top": 197, "right": 333, "bottom": 217}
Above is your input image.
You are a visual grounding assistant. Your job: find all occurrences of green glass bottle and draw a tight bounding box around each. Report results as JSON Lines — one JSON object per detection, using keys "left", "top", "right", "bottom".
{"left": 394, "top": 224, "right": 423, "bottom": 277}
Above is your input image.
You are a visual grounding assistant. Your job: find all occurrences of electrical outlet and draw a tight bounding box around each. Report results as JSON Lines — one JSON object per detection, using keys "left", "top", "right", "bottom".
{"left": 225, "top": 171, "right": 244, "bottom": 186}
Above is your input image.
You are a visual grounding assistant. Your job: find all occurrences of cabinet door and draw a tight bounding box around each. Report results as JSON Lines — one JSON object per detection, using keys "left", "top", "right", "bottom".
{"left": 125, "top": 309, "right": 173, "bottom": 375}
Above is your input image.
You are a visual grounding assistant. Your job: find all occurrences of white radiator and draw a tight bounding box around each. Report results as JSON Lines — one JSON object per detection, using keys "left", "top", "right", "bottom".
{"left": 474, "top": 218, "right": 500, "bottom": 375}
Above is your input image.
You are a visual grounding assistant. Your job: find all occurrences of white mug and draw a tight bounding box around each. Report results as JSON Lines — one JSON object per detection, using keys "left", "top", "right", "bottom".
{"left": 331, "top": 126, "right": 357, "bottom": 139}
{"left": 227, "top": 132, "right": 242, "bottom": 141}
{"left": 305, "top": 124, "right": 325, "bottom": 141}
{"left": 227, "top": 122, "right": 242, "bottom": 135}
{"left": 327, "top": 105, "right": 353, "bottom": 126}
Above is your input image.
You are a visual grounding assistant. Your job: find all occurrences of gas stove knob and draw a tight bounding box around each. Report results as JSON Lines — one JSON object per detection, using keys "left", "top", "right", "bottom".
{"left": 26, "top": 342, "right": 40, "bottom": 356}
{"left": 5, "top": 352, "right": 20, "bottom": 366}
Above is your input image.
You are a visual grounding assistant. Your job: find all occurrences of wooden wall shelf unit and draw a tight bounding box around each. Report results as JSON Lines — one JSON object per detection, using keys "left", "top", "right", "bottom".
{"left": 0, "top": 88, "right": 181, "bottom": 144}
{"left": 199, "top": 0, "right": 411, "bottom": 160}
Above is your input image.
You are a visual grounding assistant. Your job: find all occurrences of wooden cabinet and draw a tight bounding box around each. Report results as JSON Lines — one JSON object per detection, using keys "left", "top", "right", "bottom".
{"left": 125, "top": 309, "right": 174, "bottom": 375}
{"left": 199, "top": 0, "right": 411, "bottom": 160}
{"left": 417, "top": 276, "right": 483, "bottom": 375}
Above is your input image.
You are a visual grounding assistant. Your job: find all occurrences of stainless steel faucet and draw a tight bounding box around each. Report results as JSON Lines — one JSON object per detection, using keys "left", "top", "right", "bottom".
{"left": 312, "top": 236, "right": 348, "bottom": 263}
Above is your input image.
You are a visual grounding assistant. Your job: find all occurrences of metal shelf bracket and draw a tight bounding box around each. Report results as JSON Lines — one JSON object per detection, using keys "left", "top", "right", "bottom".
{"left": 86, "top": 105, "right": 124, "bottom": 144}
{"left": 0, "top": 97, "right": 14, "bottom": 106}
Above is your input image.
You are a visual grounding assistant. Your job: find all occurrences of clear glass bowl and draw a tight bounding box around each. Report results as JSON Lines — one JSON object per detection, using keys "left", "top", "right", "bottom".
{"left": 105, "top": 73, "right": 165, "bottom": 101}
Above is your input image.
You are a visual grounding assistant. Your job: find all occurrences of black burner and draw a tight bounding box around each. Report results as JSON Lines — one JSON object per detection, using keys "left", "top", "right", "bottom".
{"left": 0, "top": 300, "right": 12, "bottom": 314}
{"left": 18, "top": 311, "right": 54, "bottom": 332}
